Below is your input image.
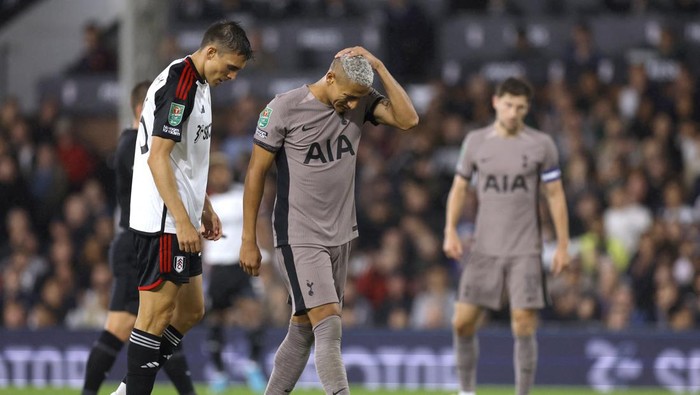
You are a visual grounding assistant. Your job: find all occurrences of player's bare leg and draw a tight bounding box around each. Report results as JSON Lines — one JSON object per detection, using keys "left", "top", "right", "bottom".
{"left": 453, "top": 302, "right": 484, "bottom": 395}
{"left": 511, "top": 308, "right": 539, "bottom": 395}
{"left": 170, "top": 274, "right": 206, "bottom": 334}
{"left": 105, "top": 311, "right": 138, "bottom": 341}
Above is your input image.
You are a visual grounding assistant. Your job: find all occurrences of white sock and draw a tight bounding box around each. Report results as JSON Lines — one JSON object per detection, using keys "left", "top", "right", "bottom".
{"left": 459, "top": 391, "right": 475, "bottom": 395}
{"left": 110, "top": 381, "right": 126, "bottom": 395}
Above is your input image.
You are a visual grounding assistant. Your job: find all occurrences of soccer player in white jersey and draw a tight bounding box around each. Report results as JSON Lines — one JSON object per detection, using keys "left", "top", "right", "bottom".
{"left": 119, "top": 21, "right": 252, "bottom": 395}
{"left": 443, "top": 77, "right": 571, "bottom": 395}
{"left": 240, "top": 46, "right": 419, "bottom": 395}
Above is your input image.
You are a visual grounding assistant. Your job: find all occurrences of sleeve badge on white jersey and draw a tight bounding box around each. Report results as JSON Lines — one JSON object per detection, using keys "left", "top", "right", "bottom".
{"left": 168, "top": 103, "right": 185, "bottom": 126}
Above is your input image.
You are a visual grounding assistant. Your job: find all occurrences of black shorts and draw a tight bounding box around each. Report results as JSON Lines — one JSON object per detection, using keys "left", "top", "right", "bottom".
{"left": 207, "top": 264, "right": 254, "bottom": 311}
{"left": 108, "top": 230, "right": 139, "bottom": 314}
{"left": 134, "top": 232, "right": 203, "bottom": 291}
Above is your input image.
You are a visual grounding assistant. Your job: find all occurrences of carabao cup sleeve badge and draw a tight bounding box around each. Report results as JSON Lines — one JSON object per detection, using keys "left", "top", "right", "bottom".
{"left": 168, "top": 103, "right": 186, "bottom": 126}
{"left": 258, "top": 107, "right": 273, "bottom": 128}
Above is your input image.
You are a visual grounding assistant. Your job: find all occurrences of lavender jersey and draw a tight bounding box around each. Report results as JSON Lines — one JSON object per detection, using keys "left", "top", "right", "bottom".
{"left": 456, "top": 125, "right": 561, "bottom": 256}
{"left": 254, "top": 85, "right": 383, "bottom": 246}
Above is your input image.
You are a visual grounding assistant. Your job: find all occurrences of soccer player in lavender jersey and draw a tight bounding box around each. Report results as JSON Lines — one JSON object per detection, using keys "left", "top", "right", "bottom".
{"left": 443, "top": 77, "right": 570, "bottom": 395}
{"left": 239, "top": 46, "right": 419, "bottom": 395}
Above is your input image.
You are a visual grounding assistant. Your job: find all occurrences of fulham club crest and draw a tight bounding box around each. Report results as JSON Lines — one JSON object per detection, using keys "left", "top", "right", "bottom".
{"left": 174, "top": 256, "right": 185, "bottom": 273}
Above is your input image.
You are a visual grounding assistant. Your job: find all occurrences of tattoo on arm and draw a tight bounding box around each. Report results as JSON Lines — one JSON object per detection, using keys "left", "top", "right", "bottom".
{"left": 379, "top": 98, "right": 390, "bottom": 108}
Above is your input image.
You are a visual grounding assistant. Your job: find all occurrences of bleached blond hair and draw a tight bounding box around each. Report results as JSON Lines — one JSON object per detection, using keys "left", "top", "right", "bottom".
{"left": 337, "top": 55, "right": 374, "bottom": 87}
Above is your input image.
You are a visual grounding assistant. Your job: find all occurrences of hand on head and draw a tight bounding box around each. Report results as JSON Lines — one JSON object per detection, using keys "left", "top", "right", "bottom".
{"left": 334, "top": 46, "right": 382, "bottom": 70}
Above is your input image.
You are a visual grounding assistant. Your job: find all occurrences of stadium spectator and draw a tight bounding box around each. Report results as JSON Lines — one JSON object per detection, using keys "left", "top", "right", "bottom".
{"left": 66, "top": 21, "right": 117, "bottom": 74}
{"left": 410, "top": 264, "right": 455, "bottom": 329}
{"left": 53, "top": 118, "right": 97, "bottom": 189}
{"left": 31, "top": 96, "right": 61, "bottom": 144}
{"left": 564, "top": 22, "right": 602, "bottom": 83}
{"left": 340, "top": 278, "right": 373, "bottom": 328}
{"left": 0, "top": 96, "right": 22, "bottom": 136}
{"left": 0, "top": 154, "right": 31, "bottom": 238}
{"left": 201, "top": 153, "right": 267, "bottom": 394}
{"left": 382, "top": 0, "right": 435, "bottom": 83}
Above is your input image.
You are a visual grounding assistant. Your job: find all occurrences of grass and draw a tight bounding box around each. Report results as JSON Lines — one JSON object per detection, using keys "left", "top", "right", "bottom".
{"left": 0, "top": 384, "right": 687, "bottom": 394}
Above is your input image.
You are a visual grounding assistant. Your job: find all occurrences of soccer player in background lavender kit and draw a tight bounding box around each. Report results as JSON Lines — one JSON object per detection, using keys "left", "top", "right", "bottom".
{"left": 443, "top": 77, "right": 571, "bottom": 395}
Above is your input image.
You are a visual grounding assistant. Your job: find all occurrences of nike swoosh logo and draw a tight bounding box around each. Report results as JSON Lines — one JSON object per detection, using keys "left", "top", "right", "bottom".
{"left": 301, "top": 125, "right": 313, "bottom": 131}
{"left": 332, "top": 388, "right": 347, "bottom": 395}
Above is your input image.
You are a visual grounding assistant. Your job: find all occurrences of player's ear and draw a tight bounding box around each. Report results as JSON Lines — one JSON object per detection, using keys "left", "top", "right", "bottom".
{"left": 325, "top": 71, "right": 336, "bottom": 86}
{"left": 206, "top": 45, "right": 217, "bottom": 59}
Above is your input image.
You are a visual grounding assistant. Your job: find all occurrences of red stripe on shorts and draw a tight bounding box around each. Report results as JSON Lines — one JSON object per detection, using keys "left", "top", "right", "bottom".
{"left": 165, "top": 234, "right": 172, "bottom": 273}
{"left": 139, "top": 278, "right": 164, "bottom": 291}
{"left": 159, "top": 234, "right": 164, "bottom": 273}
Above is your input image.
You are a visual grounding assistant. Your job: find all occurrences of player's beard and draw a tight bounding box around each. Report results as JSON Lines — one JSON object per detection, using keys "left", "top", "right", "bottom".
{"left": 499, "top": 118, "right": 521, "bottom": 135}
{"left": 333, "top": 101, "right": 348, "bottom": 114}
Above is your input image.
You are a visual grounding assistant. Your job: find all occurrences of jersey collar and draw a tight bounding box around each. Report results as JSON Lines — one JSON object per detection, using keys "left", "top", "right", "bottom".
{"left": 186, "top": 56, "right": 206, "bottom": 84}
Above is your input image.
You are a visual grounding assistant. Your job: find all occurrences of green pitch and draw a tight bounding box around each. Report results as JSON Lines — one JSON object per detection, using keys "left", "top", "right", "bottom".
{"left": 0, "top": 385, "right": 686, "bottom": 394}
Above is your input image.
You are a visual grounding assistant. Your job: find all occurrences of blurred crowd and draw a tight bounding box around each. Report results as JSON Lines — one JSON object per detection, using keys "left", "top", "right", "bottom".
{"left": 171, "top": 0, "right": 700, "bottom": 21}
{"left": 2, "top": 0, "right": 700, "bottom": 333}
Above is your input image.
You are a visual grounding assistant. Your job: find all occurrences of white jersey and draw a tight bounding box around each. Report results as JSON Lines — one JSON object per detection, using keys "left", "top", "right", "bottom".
{"left": 130, "top": 57, "right": 212, "bottom": 234}
{"left": 203, "top": 184, "right": 244, "bottom": 265}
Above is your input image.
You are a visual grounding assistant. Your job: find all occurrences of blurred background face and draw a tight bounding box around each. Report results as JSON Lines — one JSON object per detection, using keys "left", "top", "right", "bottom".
{"left": 208, "top": 163, "right": 232, "bottom": 193}
{"left": 492, "top": 93, "right": 529, "bottom": 133}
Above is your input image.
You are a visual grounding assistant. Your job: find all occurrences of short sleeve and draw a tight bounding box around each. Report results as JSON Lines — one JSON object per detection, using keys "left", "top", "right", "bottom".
{"left": 253, "top": 98, "right": 287, "bottom": 153}
{"left": 540, "top": 135, "right": 561, "bottom": 183}
{"left": 363, "top": 88, "right": 385, "bottom": 125}
{"left": 455, "top": 133, "right": 476, "bottom": 180}
{"left": 152, "top": 60, "right": 197, "bottom": 142}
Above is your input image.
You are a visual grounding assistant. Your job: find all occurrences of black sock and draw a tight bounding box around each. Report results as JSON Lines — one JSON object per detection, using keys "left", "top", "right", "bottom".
{"left": 162, "top": 336, "right": 196, "bottom": 395}
{"left": 247, "top": 327, "right": 265, "bottom": 364}
{"left": 126, "top": 329, "right": 161, "bottom": 395}
{"left": 82, "top": 330, "right": 124, "bottom": 395}
{"left": 159, "top": 325, "right": 183, "bottom": 364}
{"left": 207, "top": 324, "right": 225, "bottom": 372}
